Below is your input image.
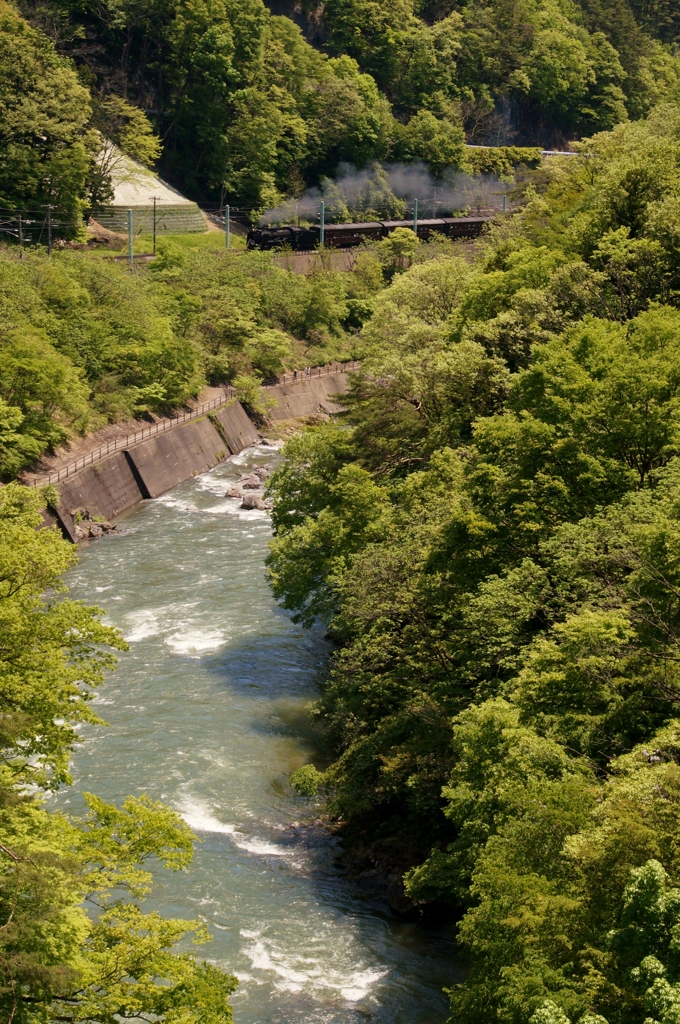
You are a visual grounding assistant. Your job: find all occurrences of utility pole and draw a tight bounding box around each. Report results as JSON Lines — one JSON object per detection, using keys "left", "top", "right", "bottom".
{"left": 18, "top": 213, "right": 23, "bottom": 257}
{"left": 152, "top": 196, "right": 159, "bottom": 254}
{"left": 319, "top": 200, "right": 325, "bottom": 248}
{"left": 502, "top": 194, "right": 507, "bottom": 213}
{"left": 225, "top": 204, "right": 230, "bottom": 249}
{"left": 413, "top": 198, "right": 418, "bottom": 238}
{"left": 127, "top": 209, "right": 133, "bottom": 269}
{"left": 46, "top": 205, "right": 52, "bottom": 255}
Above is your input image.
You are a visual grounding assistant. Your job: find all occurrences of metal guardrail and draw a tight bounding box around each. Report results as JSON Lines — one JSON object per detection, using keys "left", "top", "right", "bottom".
{"left": 261, "top": 360, "right": 358, "bottom": 388}
{"left": 30, "top": 360, "right": 358, "bottom": 487}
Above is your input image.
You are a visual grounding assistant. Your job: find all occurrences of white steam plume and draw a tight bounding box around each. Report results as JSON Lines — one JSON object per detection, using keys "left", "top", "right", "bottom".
{"left": 259, "top": 162, "right": 511, "bottom": 226}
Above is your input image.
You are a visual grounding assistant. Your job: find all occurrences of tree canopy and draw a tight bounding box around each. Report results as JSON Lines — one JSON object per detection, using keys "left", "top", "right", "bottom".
{"left": 0, "top": 0, "right": 95, "bottom": 219}
{"left": 0, "top": 242, "right": 360, "bottom": 477}
{"left": 267, "top": 103, "right": 680, "bottom": 1024}
{"left": 2, "top": 0, "right": 680, "bottom": 213}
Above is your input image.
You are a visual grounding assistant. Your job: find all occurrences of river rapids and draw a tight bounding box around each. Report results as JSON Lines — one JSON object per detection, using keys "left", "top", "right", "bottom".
{"left": 53, "top": 444, "right": 462, "bottom": 1023}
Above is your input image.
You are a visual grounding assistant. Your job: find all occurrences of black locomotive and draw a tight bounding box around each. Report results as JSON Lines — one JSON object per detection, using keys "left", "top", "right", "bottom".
{"left": 247, "top": 216, "right": 492, "bottom": 251}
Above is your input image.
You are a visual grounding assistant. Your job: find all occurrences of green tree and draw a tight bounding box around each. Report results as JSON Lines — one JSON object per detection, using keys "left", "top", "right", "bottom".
{"left": 396, "top": 110, "right": 468, "bottom": 176}
{"left": 0, "top": 399, "right": 43, "bottom": 479}
{"left": 0, "top": 0, "right": 96, "bottom": 219}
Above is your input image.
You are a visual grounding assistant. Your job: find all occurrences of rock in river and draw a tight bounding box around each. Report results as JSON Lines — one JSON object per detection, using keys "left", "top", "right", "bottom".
{"left": 240, "top": 494, "right": 266, "bottom": 511}
{"left": 240, "top": 474, "right": 261, "bottom": 489}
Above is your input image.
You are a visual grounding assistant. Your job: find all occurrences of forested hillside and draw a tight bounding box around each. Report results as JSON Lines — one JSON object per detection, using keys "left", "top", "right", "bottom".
{"left": 3, "top": 0, "right": 680, "bottom": 214}
{"left": 269, "top": 106, "right": 680, "bottom": 1023}
{"left": 0, "top": 241, "right": 361, "bottom": 477}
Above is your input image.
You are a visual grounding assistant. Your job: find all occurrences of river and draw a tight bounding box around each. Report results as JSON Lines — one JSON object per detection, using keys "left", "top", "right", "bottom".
{"left": 54, "top": 444, "right": 462, "bottom": 1023}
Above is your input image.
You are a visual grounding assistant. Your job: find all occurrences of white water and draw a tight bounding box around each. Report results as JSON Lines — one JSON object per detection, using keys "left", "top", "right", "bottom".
{"left": 53, "top": 446, "right": 461, "bottom": 1023}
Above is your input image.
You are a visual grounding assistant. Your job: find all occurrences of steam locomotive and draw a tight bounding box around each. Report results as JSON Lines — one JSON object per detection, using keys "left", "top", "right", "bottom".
{"left": 246, "top": 215, "right": 492, "bottom": 251}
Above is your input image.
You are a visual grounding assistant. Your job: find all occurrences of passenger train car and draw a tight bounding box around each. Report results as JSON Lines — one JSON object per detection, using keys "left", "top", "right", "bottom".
{"left": 246, "top": 215, "right": 492, "bottom": 250}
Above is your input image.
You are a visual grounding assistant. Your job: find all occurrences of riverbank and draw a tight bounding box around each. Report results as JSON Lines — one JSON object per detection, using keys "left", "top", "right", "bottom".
{"left": 38, "top": 364, "right": 354, "bottom": 542}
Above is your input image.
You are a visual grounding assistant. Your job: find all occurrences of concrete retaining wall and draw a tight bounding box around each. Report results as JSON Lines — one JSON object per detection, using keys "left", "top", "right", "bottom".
{"left": 50, "top": 415, "right": 236, "bottom": 536}
{"left": 42, "top": 508, "right": 77, "bottom": 542}
{"left": 214, "top": 401, "right": 260, "bottom": 453}
{"left": 272, "top": 251, "right": 357, "bottom": 274}
{"left": 48, "top": 374, "right": 351, "bottom": 541}
{"left": 265, "top": 372, "right": 348, "bottom": 420}
{"left": 124, "top": 417, "right": 228, "bottom": 499}
{"left": 48, "top": 451, "right": 146, "bottom": 539}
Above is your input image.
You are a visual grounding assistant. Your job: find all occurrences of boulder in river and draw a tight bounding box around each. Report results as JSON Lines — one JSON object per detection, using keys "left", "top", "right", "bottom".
{"left": 252, "top": 466, "right": 270, "bottom": 480}
{"left": 225, "top": 486, "right": 243, "bottom": 498}
{"left": 240, "top": 495, "right": 266, "bottom": 511}
{"left": 71, "top": 508, "right": 117, "bottom": 531}
{"left": 240, "top": 474, "right": 261, "bottom": 489}
{"left": 73, "top": 516, "right": 117, "bottom": 541}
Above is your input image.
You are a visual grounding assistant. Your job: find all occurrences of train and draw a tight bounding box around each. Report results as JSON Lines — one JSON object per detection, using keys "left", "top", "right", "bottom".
{"left": 246, "top": 215, "right": 493, "bottom": 251}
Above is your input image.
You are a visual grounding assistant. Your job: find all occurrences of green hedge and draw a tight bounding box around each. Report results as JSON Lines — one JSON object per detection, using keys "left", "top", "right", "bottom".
{"left": 466, "top": 145, "right": 543, "bottom": 178}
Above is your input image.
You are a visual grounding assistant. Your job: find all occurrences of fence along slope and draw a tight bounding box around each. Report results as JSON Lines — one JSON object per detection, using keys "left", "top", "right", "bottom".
{"left": 30, "top": 361, "right": 358, "bottom": 487}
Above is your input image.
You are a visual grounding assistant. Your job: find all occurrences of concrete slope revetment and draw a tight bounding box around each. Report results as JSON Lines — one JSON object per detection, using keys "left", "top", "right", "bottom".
{"left": 43, "top": 367, "right": 351, "bottom": 541}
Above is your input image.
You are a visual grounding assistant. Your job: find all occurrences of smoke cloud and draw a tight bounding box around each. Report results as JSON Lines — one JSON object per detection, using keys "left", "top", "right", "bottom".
{"left": 259, "top": 162, "right": 511, "bottom": 226}
{"left": 384, "top": 163, "right": 508, "bottom": 213}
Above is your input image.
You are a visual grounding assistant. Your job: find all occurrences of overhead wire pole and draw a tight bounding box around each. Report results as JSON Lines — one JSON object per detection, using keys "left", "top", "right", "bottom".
{"left": 319, "top": 199, "right": 325, "bottom": 248}
{"left": 127, "top": 209, "right": 133, "bottom": 269}
{"left": 152, "top": 196, "right": 159, "bottom": 254}
{"left": 413, "top": 197, "right": 418, "bottom": 238}
{"left": 225, "top": 204, "right": 230, "bottom": 249}
{"left": 18, "top": 213, "right": 23, "bottom": 257}
{"left": 47, "top": 205, "right": 52, "bottom": 255}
